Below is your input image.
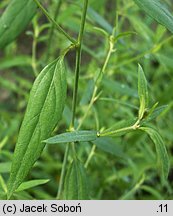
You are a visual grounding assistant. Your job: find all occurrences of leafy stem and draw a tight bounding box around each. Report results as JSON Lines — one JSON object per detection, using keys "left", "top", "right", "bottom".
{"left": 81, "top": 34, "right": 116, "bottom": 167}
{"left": 57, "top": 0, "right": 89, "bottom": 200}
{"left": 56, "top": 143, "right": 70, "bottom": 200}
{"left": 78, "top": 34, "right": 116, "bottom": 130}
{"left": 33, "top": 0, "right": 76, "bottom": 44}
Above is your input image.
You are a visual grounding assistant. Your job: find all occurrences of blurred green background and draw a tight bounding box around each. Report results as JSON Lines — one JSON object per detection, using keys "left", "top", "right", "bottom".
{"left": 0, "top": 0, "right": 173, "bottom": 199}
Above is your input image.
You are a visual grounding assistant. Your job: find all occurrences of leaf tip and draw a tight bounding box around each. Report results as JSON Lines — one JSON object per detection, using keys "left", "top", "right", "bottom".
{"left": 6, "top": 189, "right": 13, "bottom": 200}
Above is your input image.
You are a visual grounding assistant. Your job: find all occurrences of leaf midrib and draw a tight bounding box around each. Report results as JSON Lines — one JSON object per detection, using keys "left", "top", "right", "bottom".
{"left": 9, "top": 63, "right": 57, "bottom": 194}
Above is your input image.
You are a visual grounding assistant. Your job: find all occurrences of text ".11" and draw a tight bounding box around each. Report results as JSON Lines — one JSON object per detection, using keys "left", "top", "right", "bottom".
{"left": 157, "top": 204, "right": 168, "bottom": 213}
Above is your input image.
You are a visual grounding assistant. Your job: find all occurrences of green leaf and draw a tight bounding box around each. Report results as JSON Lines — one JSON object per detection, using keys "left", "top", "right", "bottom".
{"left": 0, "top": 56, "right": 31, "bottom": 70}
{"left": 7, "top": 56, "right": 67, "bottom": 198}
{"left": 142, "top": 105, "right": 168, "bottom": 124}
{"left": 120, "top": 175, "right": 145, "bottom": 200}
{"left": 140, "top": 127, "right": 170, "bottom": 181}
{"left": 103, "top": 78, "right": 138, "bottom": 98}
{"left": 0, "top": 192, "right": 6, "bottom": 200}
{"left": 87, "top": 7, "right": 113, "bottom": 33}
{"left": 138, "top": 64, "right": 149, "bottom": 119}
{"left": 141, "top": 185, "right": 163, "bottom": 200}
{"left": 0, "top": 77, "right": 27, "bottom": 97}
{"left": 80, "top": 80, "right": 95, "bottom": 106}
{"left": 0, "top": 162, "right": 11, "bottom": 173}
{"left": 45, "top": 130, "right": 98, "bottom": 144}
{"left": 0, "top": 175, "right": 7, "bottom": 193}
{"left": 93, "top": 27, "right": 109, "bottom": 38}
{"left": 133, "top": 0, "right": 173, "bottom": 33}
{"left": 64, "top": 159, "right": 89, "bottom": 200}
{"left": 16, "top": 179, "right": 49, "bottom": 192}
{"left": 129, "top": 15, "right": 154, "bottom": 42}
{"left": 93, "top": 137, "right": 126, "bottom": 158}
{"left": 0, "top": 0, "right": 37, "bottom": 48}
{"left": 115, "top": 31, "right": 137, "bottom": 41}
{"left": 99, "top": 97, "right": 138, "bottom": 110}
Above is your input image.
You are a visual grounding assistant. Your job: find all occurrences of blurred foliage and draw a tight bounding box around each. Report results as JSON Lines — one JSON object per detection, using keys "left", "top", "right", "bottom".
{"left": 0, "top": 0, "right": 173, "bottom": 200}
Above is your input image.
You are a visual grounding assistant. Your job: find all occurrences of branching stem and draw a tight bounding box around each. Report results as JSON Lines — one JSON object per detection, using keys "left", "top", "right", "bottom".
{"left": 57, "top": 0, "right": 89, "bottom": 200}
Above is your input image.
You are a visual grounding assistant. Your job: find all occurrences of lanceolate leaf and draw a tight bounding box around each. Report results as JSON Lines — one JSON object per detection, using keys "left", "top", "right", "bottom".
{"left": 45, "top": 130, "right": 98, "bottom": 144}
{"left": 16, "top": 179, "right": 50, "bottom": 192}
{"left": 0, "top": 162, "right": 11, "bottom": 174}
{"left": 0, "top": 56, "right": 31, "bottom": 70}
{"left": 64, "top": 159, "right": 89, "bottom": 200}
{"left": 87, "top": 7, "right": 113, "bottom": 33}
{"left": 80, "top": 80, "right": 95, "bottom": 106}
{"left": 7, "top": 56, "right": 67, "bottom": 198}
{"left": 141, "top": 105, "right": 168, "bottom": 124}
{"left": 0, "top": 0, "right": 37, "bottom": 48}
{"left": 93, "top": 137, "right": 126, "bottom": 158}
{"left": 140, "top": 127, "right": 170, "bottom": 181}
{"left": 133, "top": 0, "right": 173, "bottom": 33}
{"left": 138, "top": 64, "right": 149, "bottom": 119}
{"left": 0, "top": 175, "right": 7, "bottom": 193}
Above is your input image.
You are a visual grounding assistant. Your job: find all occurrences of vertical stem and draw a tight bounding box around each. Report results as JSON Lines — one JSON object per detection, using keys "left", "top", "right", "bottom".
{"left": 70, "top": 48, "right": 81, "bottom": 127}
{"left": 77, "top": 86, "right": 97, "bottom": 130}
{"left": 84, "top": 145, "right": 96, "bottom": 168}
{"left": 101, "top": 36, "right": 115, "bottom": 74}
{"left": 78, "top": 35, "right": 115, "bottom": 130}
{"left": 32, "top": 17, "right": 39, "bottom": 76}
{"left": 71, "top": 0, "right": 89, "bottom": 128}
{"left": 32, "top": 38, "right": 38, "bottom": 76}
{"left": 56, "top": 144, "right": 70, "bottom": 199}
{"left": 57, "top": 0, "right": 89, "bottom": 199}
{"left": 83, "top": 35, "right": 116, "bottom": 168}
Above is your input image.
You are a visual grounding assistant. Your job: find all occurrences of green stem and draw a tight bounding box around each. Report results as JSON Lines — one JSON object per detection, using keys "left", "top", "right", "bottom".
{"left": 45, "top": 0, "right": 63, "bottom": 62}
{"left": 71, "top": 0, "right": 89, "bottom": 128}
{"left": 78, "top": 35, "right": 115, "bottom": 130}
{"left": 101, "top": 36, "right": 115, "bottom": 74}
{"left": 77, "top": 86, "right": 98, "bottom": 130}
{"left": 57, "top": 0, "right": 89, "bottom": 199}
{"left": 82, "top": 36, "right": 115, "bottom": 168}
{"left": 32, "top": 37, "right": 38, "bottom": 76}
{"left": 71, "top": 142, "right": 77, "bottom": 160}
{"left": 78, "top": 0, "right": 88, "bottom": 45}
{"left": 84, "top": 145, "right": 96, "bottom": 168}
{"left": 56, "top": 143, "right": 70, "bottom": 199}
{"left": 71, "top": 48, "right": 81, "bottom": 127}
{"left": 100, "top": 126, "right": 134, "bottom": 137}
{"left": 32, "top": 25, "right": 39, "bottom": 76}
{"left": 31, "top": 16, "right": 39, "bottom": 76}
{"left": 100, "top": 119, "right": 140, "bottom": 137}
{"left": 33, "top": 0, "right": 76, "bottom": 44}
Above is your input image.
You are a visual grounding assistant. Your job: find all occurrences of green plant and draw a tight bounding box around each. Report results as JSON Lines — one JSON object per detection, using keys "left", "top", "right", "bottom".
{"left": 0, "top": 0, "right": 173, "bottom": 200}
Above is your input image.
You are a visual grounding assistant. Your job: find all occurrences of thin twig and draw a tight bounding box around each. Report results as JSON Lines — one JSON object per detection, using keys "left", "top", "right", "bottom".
{"left": 45, "top": 0, "right": 63, "bottom": 62}
{"left": 33, "top": 0, "right": 76, "bottom": 44}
